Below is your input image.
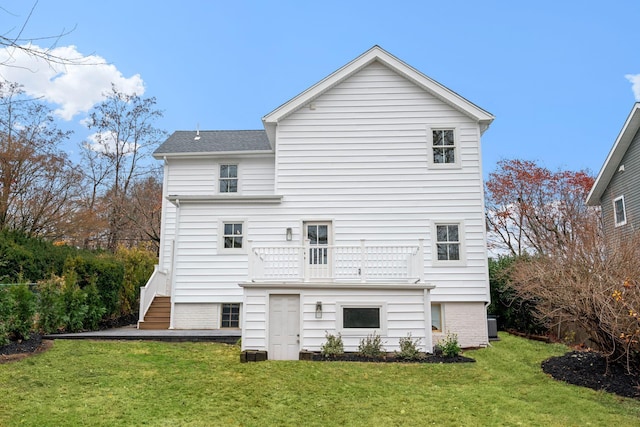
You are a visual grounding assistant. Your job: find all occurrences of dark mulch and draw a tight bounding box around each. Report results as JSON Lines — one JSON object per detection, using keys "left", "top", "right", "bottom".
{"left": 311, "top": 353, "right": 476, "bottom": 363}
{"left": 0, "top": 334, "right": 53, "bottom": 364}
{"left": 542, "top": 350, "right": 640, "bottom": 399}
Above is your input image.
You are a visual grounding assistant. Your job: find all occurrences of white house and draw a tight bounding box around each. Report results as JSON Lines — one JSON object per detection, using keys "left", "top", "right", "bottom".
{"left": 139, "top": 46, "right": 494, "bottom": 360}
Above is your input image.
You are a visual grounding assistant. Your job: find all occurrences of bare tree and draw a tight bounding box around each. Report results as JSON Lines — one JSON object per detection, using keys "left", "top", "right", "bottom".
{"left": 485, "top": 159, "right": 598, "bottom": 256}
{"left": 0, "top": 81, "right": 79, "bottom": 238}
{"left": 1, "top": 1, "right": 90, "bottom": 69}
{"left": 80, "top": 85, "right": 165, "bottom": 250}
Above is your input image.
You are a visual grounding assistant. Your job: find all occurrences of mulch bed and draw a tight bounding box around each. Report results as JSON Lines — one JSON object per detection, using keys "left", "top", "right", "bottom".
{"left": 0, "top": 334, "right": 53, "bottom": 364}
{"left": 311, "top": 353, "right": 476, "bottom": 363}
{"left": 542, "top": 350, "right": 640, "bottom": 399}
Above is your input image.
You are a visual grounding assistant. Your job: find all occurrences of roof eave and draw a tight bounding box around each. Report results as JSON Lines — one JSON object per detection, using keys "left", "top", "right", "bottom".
{"left": 153, "top": 150, "right": 274, "bottom": 160}
{"left": 586, "top": 103, "right": 640, "bottom": 206}
{"left": 261, "top": 46, "right": 494, "bottom": 145}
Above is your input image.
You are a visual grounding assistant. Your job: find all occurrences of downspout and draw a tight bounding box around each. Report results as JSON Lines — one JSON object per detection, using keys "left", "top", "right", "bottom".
{"left": 169, "top": 197, "right": 180, "bottom": 329}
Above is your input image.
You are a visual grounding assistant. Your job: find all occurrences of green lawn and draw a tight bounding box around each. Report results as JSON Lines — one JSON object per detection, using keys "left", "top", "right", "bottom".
{"left": 1, "top": 333, "right": 639, "bottom": 426}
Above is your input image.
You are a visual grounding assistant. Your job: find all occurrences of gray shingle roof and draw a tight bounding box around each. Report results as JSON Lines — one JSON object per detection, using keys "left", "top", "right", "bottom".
{"left": 154, "top": 130, "right": 271, "bottom": 156}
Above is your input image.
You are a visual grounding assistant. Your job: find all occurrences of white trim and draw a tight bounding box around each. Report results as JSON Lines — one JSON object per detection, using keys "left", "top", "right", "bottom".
{"left": 587, "top": 103, "right": 640, "bottom": 205}
{"left": 336, "top": 302, "right": 388, "bottom": 336}
{"left": 431, "top": 220, "right": 466, "bottom": 266}
{"left": 167, "top": 195, "right": 282, "bottom": 205}
{"left": 613, "top": 195, "right": 627, "bottom": 227}
{"left": 217, "top": 218, "right": 248, "bottom": 254}
{"left": 261, "top": 46, "right": 494, "bottom": 145}
{"left": 153, "top": 150, "right": 274, "bottom": 160}
{"left": 427, "top": 126, "right": 461, "bottom": 169}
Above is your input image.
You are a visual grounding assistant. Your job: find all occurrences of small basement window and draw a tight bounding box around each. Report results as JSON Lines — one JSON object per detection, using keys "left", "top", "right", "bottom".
{"left": 221, "top": 303, "right": 240, "bottom": 328}
{"left": 343, "top": 307, "right": 380, "bottom": 329}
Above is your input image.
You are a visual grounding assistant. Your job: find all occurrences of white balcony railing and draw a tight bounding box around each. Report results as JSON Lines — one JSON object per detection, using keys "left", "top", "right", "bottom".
{"left": 248, "top": 239, "right": 424, "bottom": 283}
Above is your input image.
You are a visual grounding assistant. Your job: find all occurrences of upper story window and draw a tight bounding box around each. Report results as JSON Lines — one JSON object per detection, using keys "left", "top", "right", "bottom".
{"left": 614, "top": 196, "right": 627, "bottom": 227}
{"left": 219, "top": 164, "right": 238, "bottom": 193}
{"left": 436, "top": 224, "right": 460, "bottom": 261}
{"left": 432, "top": 129, "right": 456, "bottom": 165}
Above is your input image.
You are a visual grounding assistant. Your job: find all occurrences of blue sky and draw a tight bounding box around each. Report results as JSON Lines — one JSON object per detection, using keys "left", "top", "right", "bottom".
{"left": 2, "top": 1, "right": 640, "bottom": 178}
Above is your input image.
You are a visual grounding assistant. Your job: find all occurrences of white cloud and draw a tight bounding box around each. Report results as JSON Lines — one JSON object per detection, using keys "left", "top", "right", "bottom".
{"left": 625, "top": 74, "right": 640, "bottom": 101}
{"left": 0, "top": 44, "right": 145, "bottom": 120}
{"left": 86, "top": 131, "right": 137, "bottom": 156}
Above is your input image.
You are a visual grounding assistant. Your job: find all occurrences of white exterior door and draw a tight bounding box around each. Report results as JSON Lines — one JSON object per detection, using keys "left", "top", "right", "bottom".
{"left": 304, "top": 221, "right": 332, "bottom": 279}
{"left": 268, "top": 294, "right": 300, "bottom": 360}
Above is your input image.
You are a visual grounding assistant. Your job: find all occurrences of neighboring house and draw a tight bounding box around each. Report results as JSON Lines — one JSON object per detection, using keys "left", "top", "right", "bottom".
{"left": 587, "top": 103, "right": 640, "bottom": 240}
{"left": 139, "top": 46, "right": 494, "bottom": 360}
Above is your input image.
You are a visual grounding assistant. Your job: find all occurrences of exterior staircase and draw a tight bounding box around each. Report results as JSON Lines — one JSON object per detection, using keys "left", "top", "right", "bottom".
{"left": 138, "top": 296, "right": 170, "bottom": 330}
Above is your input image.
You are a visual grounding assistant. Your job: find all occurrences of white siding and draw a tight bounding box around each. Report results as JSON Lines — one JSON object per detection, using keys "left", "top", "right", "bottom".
{"left": 159, "top": 60, "right": 490, "bottom": 346}
{"left": 242, "top": 286, "right": 433, "bottom": 353}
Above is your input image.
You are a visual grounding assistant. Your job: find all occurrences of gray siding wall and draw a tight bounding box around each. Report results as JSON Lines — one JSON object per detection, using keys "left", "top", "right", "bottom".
{"left": 601, "top": 126, "right": 640, "bottom": 240}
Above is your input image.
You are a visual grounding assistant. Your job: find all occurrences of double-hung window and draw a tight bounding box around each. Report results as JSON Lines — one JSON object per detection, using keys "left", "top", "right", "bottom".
{"left": 219, "top": 164, "right": 238, "bottom": 193}
{"left": 223, "top": 222, "right": 243, "bottom": 249}
{"left": 614, "top": 196, "right": 627, "bottom": 227}
{"left": 431, "top": 129, "right": 457, "bottom": 166}
{"left": 435, "top": 223, "right": 461, "bottom": 261}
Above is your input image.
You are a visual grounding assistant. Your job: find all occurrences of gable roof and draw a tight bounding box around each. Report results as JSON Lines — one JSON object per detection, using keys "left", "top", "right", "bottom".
{"left": 261, "top": 45, "right": 494, "bottom": 144}
{"left": 153, "top": 130, "right": 271, "bottom": 158}
{"left": 586, "top": 103, "right": 640, "bottom": 206}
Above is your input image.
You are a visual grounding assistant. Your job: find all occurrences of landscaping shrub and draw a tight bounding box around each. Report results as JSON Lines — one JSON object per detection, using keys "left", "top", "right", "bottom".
{"left": 7, "top": 284, "right": 37, "bottom": 340}
{"left": 36, "top": 277, "right": 65, "bottom": 334}
{"left": 320, "top": 331, "right": 344, "bottom": 358}
{"left": 488, "top": 256, "right": 547, "bottom": 335}
{"left": 0, "top": 287, "right": 12, "bottom": 345}
{"left": 64, "top": 255, "right": 124, "bottom": 317}
{"left": 358, "top": 332, "right": 385, "bottom": 358}
{"left": 115, "top": 245, "right": 156, "bottom": 316}
{"left": 83, "top": 280, "right": 106, "bottom": 330}
{"left": 395, "top": 333, "right": 423, "bottom": 361}
{"left": 439, "top": 332, "right": 461, "bottom": 357}
{"left": 61, "top": 271, "right": 88, "bottom": 333}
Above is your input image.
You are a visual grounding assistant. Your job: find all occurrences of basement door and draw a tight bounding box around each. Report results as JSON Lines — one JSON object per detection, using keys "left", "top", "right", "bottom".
{"left": 268, "top": 294, "right": 300, "bottom": 360}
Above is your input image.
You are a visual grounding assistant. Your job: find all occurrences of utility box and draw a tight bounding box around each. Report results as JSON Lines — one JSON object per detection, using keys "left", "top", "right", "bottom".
{"left": 487, "top": 316, "right": 499, "bottom": 341}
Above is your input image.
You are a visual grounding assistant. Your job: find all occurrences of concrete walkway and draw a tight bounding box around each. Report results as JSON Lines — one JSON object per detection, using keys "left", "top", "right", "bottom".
{"left": 44, "top": 325, "right": 241, "bottom": 344}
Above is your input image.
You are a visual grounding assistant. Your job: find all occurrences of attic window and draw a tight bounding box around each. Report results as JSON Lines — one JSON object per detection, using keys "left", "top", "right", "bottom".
{"left": 432, "top": 129, "right": 455, "bottom": 164}
{"left": 614, "top": 196, "right": 627, "bottom": 227}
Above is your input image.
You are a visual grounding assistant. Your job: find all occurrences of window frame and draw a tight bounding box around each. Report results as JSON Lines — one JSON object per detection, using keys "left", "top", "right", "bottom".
{"left": 337, "top": 303, "right": 387, "bottom": 336}
{"left": 613, "top": 195, "right": 627, "bottom": 227}
{"left": 218, "top": 163, "right": 239, "bottom": 194}
{"left": 432, "top": 221, "right": 466, "bottom": 266}
{"left": 427, "top": 127, "right": 460, "bottom": 169}
{"left": 218, "top": 219, "right": 247, "bottom": 254}
{"left": 220, "top": 303, "right": 241, "bottom": 328}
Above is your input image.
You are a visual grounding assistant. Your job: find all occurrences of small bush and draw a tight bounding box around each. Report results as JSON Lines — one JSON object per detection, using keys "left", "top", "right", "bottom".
{"left": 115, "top": 245, "right": 156, "bottom": 316}
{"left": 395, "top": 333, "right": 423, "bottom": 361}
{"left": 8, "top": 283, "right": 37, "bottom": 340}
{"left": 36, "top": 277, "right": 65, "bottom": 334}
{"left": 358, "top": 332, "right": 385, "bottom": 358}
{"left": 83, "top": 280, "right": 106, "bottom": 330}
{"left": 439, "top": 332, "right": 461, "bottom": 357}
{"left": 0, "top": 287, "right": 13, "bottom": 346}
{"left": 320, "top": 332, "right": 344, "bottom": 358}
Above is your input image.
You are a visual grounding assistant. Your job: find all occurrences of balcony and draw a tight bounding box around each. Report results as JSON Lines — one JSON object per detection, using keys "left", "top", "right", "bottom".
{"left": 248, "top": 239, "right": 424, "bottom": 283}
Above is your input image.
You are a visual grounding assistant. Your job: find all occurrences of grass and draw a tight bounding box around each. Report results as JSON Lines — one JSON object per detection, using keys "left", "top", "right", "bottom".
{"left": 1, "top": 333, "right": 639, "bottom": 426}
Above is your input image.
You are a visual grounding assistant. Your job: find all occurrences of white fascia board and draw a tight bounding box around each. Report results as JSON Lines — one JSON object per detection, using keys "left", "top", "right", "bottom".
{"left": 166, "top": 195, "right": 282, "bottom": 205}
{"left": 586, "top": 103, "right": 640, "bottom": 206}
{"left": 261, "top": 46, "right": 494, "bottom": 132}
{"left": 153, "top": 150, "right": 274, "bottom": 160}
